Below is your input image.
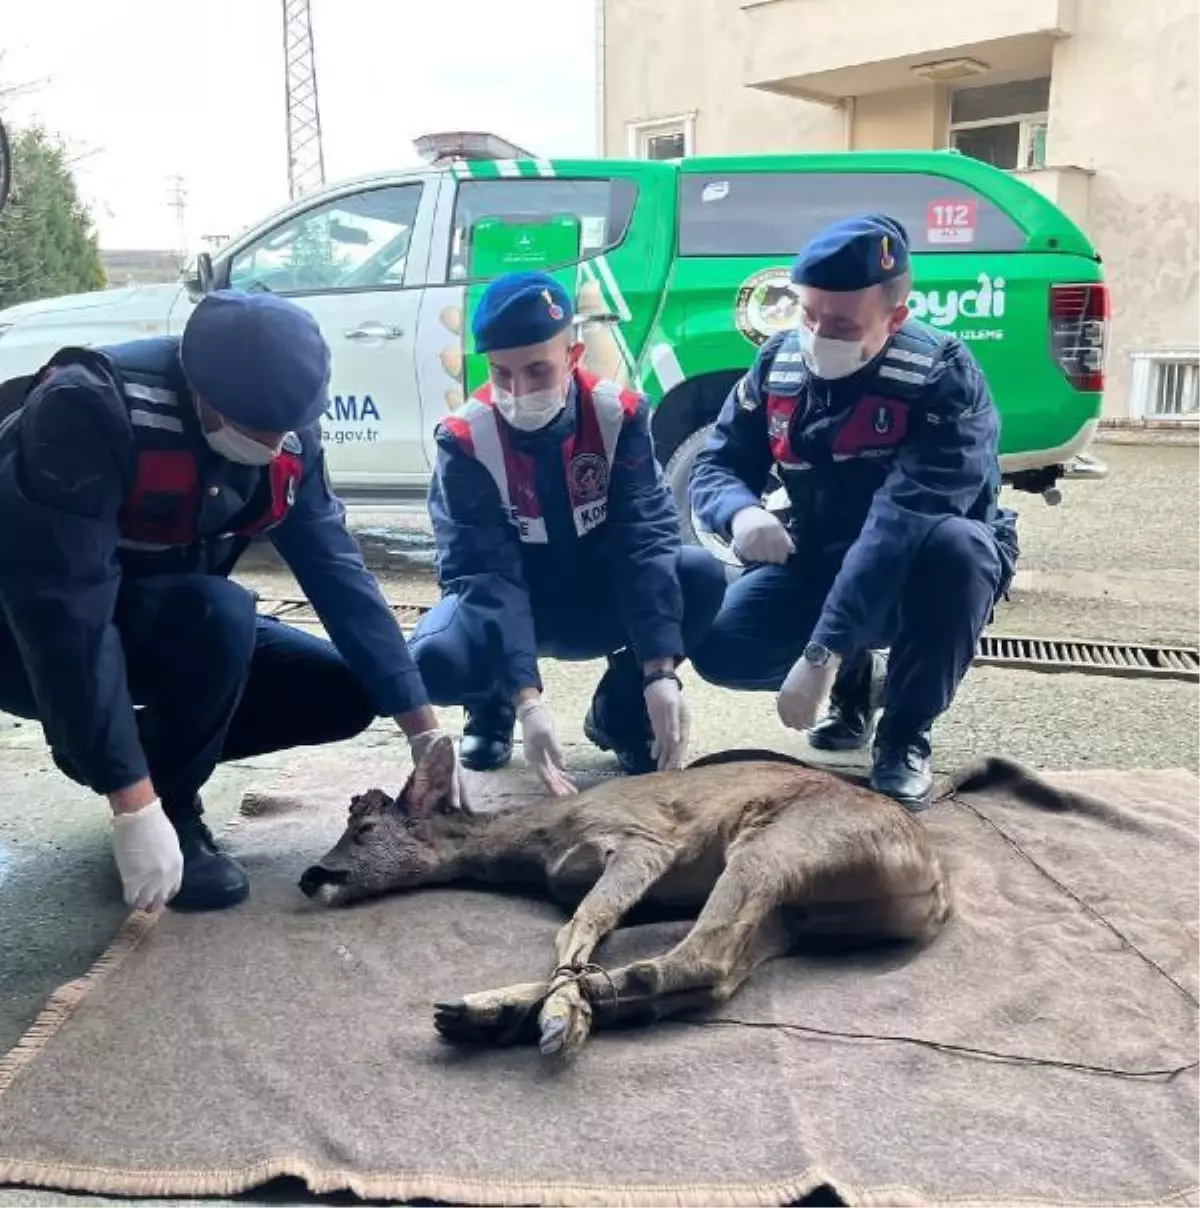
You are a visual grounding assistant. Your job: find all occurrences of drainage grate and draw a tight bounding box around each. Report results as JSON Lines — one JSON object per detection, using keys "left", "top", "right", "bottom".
{"left": 976, "top": 635, "right": 1199, "bottom": 682}
{"left": 254, "top": 597, "right": 1199, "bottom": 685}
{"left": 256, "top": 596, "right": 431, "bottom": 629}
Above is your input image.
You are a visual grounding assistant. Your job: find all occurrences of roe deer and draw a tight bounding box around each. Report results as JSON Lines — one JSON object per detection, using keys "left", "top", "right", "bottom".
{"left": 299, "top": 735, "right": 951, "bottom": 1057}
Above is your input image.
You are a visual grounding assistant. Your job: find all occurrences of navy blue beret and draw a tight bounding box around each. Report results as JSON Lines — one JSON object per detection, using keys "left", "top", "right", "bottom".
{"left": 791, "top": 213, "right": 910, "bottom": 292}
{"left": 180, "top": 290, "right": 331, "bottom": 431}
{"left": 472, "top": 272, "right": 574, "bottom": 353}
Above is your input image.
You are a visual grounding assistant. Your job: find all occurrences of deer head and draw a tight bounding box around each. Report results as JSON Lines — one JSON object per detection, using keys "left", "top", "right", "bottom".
{"left": 298, "top": 733, "right": 464, "bottom": 907}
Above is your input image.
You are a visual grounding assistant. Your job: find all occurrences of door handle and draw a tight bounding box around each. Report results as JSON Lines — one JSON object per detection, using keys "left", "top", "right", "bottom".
{"left": 344, "top": 322, "right": 404, "bottom": 340}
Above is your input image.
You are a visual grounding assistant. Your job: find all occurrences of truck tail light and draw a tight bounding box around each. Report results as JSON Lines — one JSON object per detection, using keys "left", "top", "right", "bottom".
{"left": 1050, "top": 282, "right": 1110, "bottom": 393}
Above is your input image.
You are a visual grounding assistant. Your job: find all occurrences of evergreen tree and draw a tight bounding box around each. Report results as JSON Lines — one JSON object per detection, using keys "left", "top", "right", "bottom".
{"left": 0, "top": 125, "right": 106, "bottom": 309}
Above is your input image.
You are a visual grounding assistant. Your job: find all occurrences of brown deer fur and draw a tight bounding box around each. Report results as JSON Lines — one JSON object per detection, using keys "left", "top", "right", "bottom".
{"left": 299, "top": 736, "right": 951, "bottom": 1056}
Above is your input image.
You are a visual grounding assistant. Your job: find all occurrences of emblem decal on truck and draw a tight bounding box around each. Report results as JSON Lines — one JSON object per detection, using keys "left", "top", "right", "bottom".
{"left": 735, "top": 268, "right": 801, "bottom": 346}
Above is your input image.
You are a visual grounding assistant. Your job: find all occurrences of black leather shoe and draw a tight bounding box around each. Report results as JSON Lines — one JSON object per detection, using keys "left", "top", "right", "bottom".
{"left": 460, "top": 700, "right": 515, "bottom": 771}
{"left": 583, "top": 652, "right": 657, "bottom": 775}
{"left": 168, "top": 812, "right": 250, "bottom": 912}
{"left": 807, "top": 650, "right": 886, "bottom": 752}
{"left": 583, "top": 704, "right": 657, "bottom": 775}
{"left": 870, "top": 727, "right": 934, "bottom": 812}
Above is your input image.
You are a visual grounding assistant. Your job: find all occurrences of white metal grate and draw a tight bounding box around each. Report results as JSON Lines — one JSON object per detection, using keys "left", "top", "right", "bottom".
{"left": 1130, "top": 350, "right": 1200, "bottom": 419}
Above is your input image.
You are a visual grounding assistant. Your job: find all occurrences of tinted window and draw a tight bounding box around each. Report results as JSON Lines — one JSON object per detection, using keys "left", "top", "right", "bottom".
{"left": 227, "top": 184, "right": 422, "bottom": 294}
{"left": 679, "top": 171, "right": 1025, "bottom": 256}
{"left": 448, "top": 177, "right": 637, "bottom": 281}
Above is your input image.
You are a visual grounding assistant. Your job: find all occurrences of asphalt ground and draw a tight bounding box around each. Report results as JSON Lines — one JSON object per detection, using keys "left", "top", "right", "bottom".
{"left": 0, "top": 437, "right": 1196, "bottom": 1206}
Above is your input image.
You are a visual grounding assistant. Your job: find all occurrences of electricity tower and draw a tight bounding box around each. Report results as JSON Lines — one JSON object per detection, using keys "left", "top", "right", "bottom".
{"left": 282, "top": 0, "right": 326, "bottom": 200}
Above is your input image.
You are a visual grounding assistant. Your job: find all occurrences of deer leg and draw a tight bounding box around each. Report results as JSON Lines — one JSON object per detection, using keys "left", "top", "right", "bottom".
{"left": 577, "top": 840, "right": 796, "bottom": 1033}
{"left": 434, "top": 841, "right": 675, "bottom": 1051}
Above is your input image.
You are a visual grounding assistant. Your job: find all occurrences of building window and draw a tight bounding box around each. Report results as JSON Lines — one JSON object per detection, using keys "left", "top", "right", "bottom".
{"left": 1130, "top": 350, "right": 1200, "bottom": 421}
{"left": 949, "top": 77, "right": 1051, "bottom": 171}
{"left": 627, "top": 113, "right": 695, "bottom": 161}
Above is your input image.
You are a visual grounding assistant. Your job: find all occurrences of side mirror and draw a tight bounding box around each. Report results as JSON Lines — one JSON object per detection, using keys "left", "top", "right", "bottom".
{"left": 0, "top": 118, "right": 11, "bottom": 214}
{"left": 185, "top": 251, "right": 215, "bottom": 301}
{"left": 196, "top": 252, "right": 215, "bottom": 293}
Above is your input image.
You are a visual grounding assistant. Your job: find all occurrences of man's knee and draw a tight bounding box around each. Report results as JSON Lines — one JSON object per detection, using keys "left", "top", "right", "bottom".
{"left": 121, "top": 575, "right": 258, "bottom": 685}
{"left": 676, "top": 544, "right": 728, "bottom": 635}
{"left": 916, "top": 517, "right": 1002, "bottom": 596}
{"left": 410, "top": 599, "right": 483, "bottom": 705}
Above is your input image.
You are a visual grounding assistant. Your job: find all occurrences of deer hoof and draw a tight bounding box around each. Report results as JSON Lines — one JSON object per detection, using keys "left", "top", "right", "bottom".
{"left": 433, "top": 985, "right": 547, "bottom": 1047}
{"left": 538, "top": 989, "right": 593, "bottom": 1056}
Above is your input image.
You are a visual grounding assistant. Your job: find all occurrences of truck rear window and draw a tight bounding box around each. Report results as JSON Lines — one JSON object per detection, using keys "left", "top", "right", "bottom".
{"left": 679, "top": 171, "right": 1025, "bottom": 257}
{"left": 449, "top": 178, "right": 638, "bottom": 281}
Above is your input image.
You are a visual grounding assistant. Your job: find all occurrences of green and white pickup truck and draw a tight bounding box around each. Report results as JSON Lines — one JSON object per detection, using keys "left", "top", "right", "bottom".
{"left": 0, "top": 144, "right": 1109, "bottom": 537}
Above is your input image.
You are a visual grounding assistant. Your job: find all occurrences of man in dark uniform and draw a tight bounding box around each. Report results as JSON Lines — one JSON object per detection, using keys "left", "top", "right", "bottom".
{"left": 411, "top": 271, "right": 727, "bottom": 793}
{"left": 689, "top": 214, "right": 1018, "bottom": 810}
{"left": 0, "top": 290, "right": 462, "bottom": 913}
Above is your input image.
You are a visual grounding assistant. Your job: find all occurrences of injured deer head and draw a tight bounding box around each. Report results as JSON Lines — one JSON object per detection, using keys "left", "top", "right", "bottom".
{"left": 298, "top": 742, "right": 950, "bottom": 1058}
{"left": 299, "top": 734, "right": 465, "bottom": 906}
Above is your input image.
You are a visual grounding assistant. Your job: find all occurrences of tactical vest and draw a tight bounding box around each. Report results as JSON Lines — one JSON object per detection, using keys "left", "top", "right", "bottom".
{"left": 443, "top": 371, "right": 634, "bottom": 545}
{"left": 763, "top": 326, "right": 941, "bottom": 480}
{"left": 34, "top": 345, "right": 303, "bottom": 558}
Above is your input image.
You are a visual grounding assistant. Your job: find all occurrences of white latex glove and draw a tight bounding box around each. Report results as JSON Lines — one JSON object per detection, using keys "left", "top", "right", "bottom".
{"left": 645, "top": 676, "right": 690, "bottom": 771}
{"left": 110, "top": 800, "right": 184, "bottom": 912}
{"left": 777, "top": 655, "right": 840, "bottom": 732}
{"left": 517, "top": 699, "right": 577, "bottom": 797}
{"left": 731, "top": 506, "right": 795, "bottom": 565}
{"left": 409, "top": 728, "right": 471, "bottom": 812}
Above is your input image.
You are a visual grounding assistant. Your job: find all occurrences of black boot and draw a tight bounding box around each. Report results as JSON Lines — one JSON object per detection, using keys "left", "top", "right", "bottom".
{"left": 583, "top": 652, "right": 656, "bottom": 775}
{"left": 869, "top": 721, "right": 934, "bottom": 813}
{"left": 460, "top": 698, "right": 515, "bottom": 771}
{"left": 166, "top": 803, "right": 250, "bottom": 912}
{"left": 807, "top": 650, "right": 886, "bottom": 752}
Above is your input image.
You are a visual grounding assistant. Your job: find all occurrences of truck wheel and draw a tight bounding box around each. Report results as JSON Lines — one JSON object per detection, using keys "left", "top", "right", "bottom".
{"left": 664, "top": 423, "right": 792, "bottom": 572}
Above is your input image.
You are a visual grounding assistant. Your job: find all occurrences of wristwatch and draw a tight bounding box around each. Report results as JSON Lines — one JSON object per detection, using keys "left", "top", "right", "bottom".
{"left": 644, "top": 668, "right": 684, "bottom": 690}
{"left": 802, "top": 641, "right": 834, "bottom": 667}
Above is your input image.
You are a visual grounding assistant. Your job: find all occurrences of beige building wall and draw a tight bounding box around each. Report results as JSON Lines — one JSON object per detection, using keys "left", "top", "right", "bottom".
{"left": 1043, "top": 0, "right": 1199, "bottom": 416}
{"left": 599, "top": 0, "right": 1200, "bottom": 420}
{"left": 598, "top": 0, "right": 844, "bottom": 156}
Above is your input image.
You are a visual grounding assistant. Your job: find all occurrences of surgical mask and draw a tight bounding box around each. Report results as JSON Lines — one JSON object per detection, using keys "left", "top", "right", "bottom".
{"left": 203, "top": 421, "right": 281, "bottom": 466}
{"left": 797, "top": 327, "right": 869, "bottom": 381}
{"left": 493, "top": 385, "right": 566, "bottom": 432}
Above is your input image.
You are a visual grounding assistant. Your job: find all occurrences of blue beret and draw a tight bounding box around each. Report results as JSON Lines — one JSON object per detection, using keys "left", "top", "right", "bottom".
{"left": 180, "top": 290, "right": 331, "bottom": 431}
{"left": 472, "top": 272, "right": 574, "bottom": 353}
{"left": 791, "top": 213, "right": 910, "bottom": 292}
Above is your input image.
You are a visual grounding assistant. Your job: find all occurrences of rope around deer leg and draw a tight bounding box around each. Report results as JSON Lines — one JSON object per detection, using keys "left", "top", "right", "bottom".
{"left": 549, "top": 963, "right": 620, "bottom": 1012}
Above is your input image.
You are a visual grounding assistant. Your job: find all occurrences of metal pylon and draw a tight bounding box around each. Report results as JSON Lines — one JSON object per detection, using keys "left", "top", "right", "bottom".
{"left": 282, "top": 0, "right": 326, "bottom": 200}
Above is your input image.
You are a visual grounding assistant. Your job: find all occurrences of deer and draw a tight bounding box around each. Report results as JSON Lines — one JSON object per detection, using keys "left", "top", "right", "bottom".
{"left": 298, "top": 734, "right": 951, "bottom": 1057}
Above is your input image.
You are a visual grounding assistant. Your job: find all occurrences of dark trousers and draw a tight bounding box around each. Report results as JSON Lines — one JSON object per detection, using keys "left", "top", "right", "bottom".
{"left": 690, "top": 516, "right": 1004, "bottom": 731}
{"left": 409, "top": 546, "right": 727, "bottom": 722}
{"left": 0, "top": 575, "right": 377, "bottom": 817}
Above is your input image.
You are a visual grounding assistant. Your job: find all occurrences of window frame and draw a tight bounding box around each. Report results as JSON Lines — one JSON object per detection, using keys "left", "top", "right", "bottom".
{"left": 949, "top": 111, "right": 1050, "bottom": 171}
{"left": 626, "top": 112, "right": 696, "bottom": 161}
{"left": 218, "top": 181, "right": 428, "bottom": 298}
{"left": 441, "top": 175, "right": 639, "bottom": 287}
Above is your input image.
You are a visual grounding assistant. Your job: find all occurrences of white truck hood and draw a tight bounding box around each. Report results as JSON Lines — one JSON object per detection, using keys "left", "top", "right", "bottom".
{"left": 0, "top": 282, "right": 186, "bottom": 327}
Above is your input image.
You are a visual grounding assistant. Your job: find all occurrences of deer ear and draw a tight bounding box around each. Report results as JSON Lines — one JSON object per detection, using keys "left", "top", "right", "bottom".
{"left": 404, "top": 734, "right": 459, "bottom": 818}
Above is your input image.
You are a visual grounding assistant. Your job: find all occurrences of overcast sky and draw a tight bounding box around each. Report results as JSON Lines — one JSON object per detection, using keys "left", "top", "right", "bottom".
{"left": 0, "top": 0, "right": 598, "bottom": 250}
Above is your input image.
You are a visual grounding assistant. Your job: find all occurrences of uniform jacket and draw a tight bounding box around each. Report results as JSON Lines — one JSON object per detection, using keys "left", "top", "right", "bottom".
{"left": 0, "top": 338, "right": 427, "bottom": 796}
{"left": 690, "top": 321, "right": 1016, "bottom": 655}
{"left": 429, "top": 370, "right": 684, "bottom": 697}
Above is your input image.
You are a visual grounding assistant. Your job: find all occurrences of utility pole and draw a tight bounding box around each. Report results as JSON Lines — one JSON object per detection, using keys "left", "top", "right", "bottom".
{"left": 165, "top": 174, "right": 188, "bottom": 266}
{"left": 282, "top": 0, "right": 326, "bottom": 200}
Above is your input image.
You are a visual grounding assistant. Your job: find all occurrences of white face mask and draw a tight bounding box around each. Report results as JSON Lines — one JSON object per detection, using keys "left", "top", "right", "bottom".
{"left": 203, "top": 421, "right": 281, "bottom": 466}
{"left": 797, "top": 327, "right": 869, "bottom": 381}
{"left": 493, "top": 385, "right": 566, "bottom": 432}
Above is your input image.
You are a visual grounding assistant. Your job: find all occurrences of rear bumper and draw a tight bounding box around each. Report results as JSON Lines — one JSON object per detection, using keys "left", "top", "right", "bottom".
{"left": 997, "top": 418, "right": 1099, "bottom": 474}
